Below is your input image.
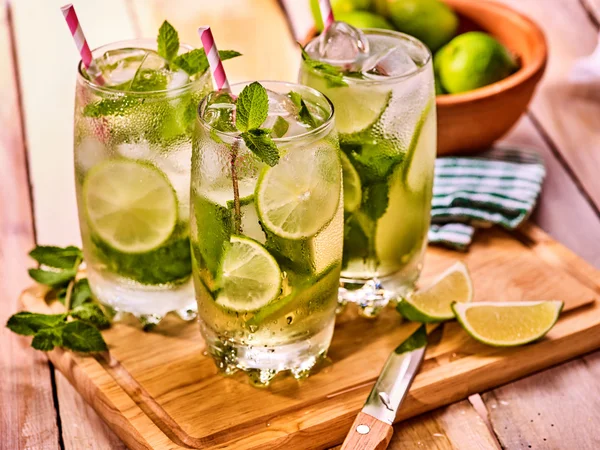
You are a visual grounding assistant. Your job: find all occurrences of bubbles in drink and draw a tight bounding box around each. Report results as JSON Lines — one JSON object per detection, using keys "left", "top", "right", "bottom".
{"left": 315, "top": 21, "right": 369, "bottom": 67}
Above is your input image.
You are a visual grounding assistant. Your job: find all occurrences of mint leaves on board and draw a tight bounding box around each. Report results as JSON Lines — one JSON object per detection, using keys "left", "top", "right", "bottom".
{"left": 6, "top": 245, "right": 110, "bottom": 353}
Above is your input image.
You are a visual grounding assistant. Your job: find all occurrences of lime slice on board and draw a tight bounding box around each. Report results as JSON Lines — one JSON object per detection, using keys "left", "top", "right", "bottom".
{"left": 83, "top": 160, "right": 177, "bottom": 253}
{"left": 397, "top": 261, "right": 473, "bottom": 322}
{"left": 340, "top": 152, "right": 362, "bottom": 212}
{"left": 256, "top": 140, "right": 341, "bottom": 240}
{"left": 452, "top": 301, "right": 564, "bottom": 347}
{"left": 216, "top": 235, "right": 282, "bottom": 312}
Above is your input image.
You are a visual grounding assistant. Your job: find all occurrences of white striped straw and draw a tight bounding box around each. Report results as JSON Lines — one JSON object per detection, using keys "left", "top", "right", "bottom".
{"left": 318, "top": 0, "right": 335, "bottom": 31}
{"left": 61, "top": 4, "right": 104, "bottom": 85}
{"left": 198, "top": 27, "right": 231, "bottom": 92}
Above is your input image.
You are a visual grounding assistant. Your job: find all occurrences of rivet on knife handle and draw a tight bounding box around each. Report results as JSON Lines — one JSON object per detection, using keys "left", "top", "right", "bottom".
{"left": 341, "top": 411, "right": 394, "bottom": 450}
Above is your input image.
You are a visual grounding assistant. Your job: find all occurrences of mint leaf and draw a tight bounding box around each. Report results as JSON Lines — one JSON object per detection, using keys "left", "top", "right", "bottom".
{"left": 29, "top": 268, "right": 77, "bottom": 288}
{"left": 300, "top": 46, "right": 348, "bottom": 88}
{"left": 299, "top": 100, "right": 317, "bottom": 128}
{"left": 236, "top": 82, "right": 269, "bottom": 132}
{"left": 173, "top": 49, "right": 241, "bottom": 76}
{"left": 362, "top": 182, "right": 390, "bottom": 220}
{"left": 272, "top": 116, "right": 289, "bottom": 138}
{"left": 71, "top": 279, "right": 93, "bottom": 308}
{"left": 241, "top": 129, "right": 280, "bottom": 167}
{"left": 288, "top": 91, "right": 302, "bottom": 107}
{"left": 173, "top": 49, "right": 208, "bottom": 75}
{"left": 29, "top": 246, "right": 82, "bottom": 269}
{"left": 6, "top": 312, "right": 67, "bottom": 336}
{"left": 157, "top": 20, "right": 179, "bottom": 62}
{"left": 32, "top": 326, "right": 64, "bottom": 351}
{"left": 70, "top": 304, "right": 110, "bottom": 330}
{"left": 218, "top": 50, "right": 242, "bottom": 62}
{"left": 62, "top": 321, "right": 108, "bottom": 353}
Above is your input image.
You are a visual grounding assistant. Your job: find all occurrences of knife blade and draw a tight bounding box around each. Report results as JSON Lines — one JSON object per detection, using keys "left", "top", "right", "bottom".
{"left": 341, "top": 325, "right": 428, "bottom": 450}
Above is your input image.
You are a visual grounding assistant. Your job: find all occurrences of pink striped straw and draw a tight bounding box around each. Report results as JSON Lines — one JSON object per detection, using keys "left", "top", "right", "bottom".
{"left": 61, "top": 4, "right": 104, "bottom": 85}
{"left": 318, "top": 0, "right": 335, "bottom": 31}
{"left": 198, "top": 27, "right": 231, "bottom": 92}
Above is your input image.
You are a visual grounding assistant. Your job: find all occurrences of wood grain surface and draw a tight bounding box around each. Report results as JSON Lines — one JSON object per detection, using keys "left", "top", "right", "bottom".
{"left": 20, "top": 226, "right": 600, "bottom": 450}
{"left": 0, "top": 2, "right": 59, "bottom": 448}
{"left": 2, "top": 0, "right": 600, "bottom": 448}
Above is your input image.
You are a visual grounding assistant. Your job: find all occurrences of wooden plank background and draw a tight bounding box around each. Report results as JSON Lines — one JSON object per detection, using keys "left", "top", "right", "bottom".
{"left": 1, "top": 0, "right": 599, "bottom": 448}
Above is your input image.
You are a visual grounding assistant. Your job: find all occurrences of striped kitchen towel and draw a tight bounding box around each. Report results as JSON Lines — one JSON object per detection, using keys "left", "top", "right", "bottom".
{"left": 428, "top": 147, "right": 546, "bottom": 250}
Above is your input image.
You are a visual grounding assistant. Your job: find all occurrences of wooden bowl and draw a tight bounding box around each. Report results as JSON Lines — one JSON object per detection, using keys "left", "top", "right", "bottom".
{"left": 436, "top": 0, "right": 547, "bottom": 155}
{"left": 302, "top": 0, "right": 547, "bottom": 155}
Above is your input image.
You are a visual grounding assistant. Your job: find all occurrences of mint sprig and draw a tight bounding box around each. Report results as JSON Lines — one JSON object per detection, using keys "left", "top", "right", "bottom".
{"left": 6, "top": 245, "right": 110, "bottom": 353}
{"left": 300, "top": 45, "right": 348, "bottom": 88}
{"left": 235, "top": 82, "right": 280, "bottom": 167}
{"left": 157, "top": 21, "right": 180, "bottom": 62}
{"left": 84, "top": 21, "right": 241, "bottom": 119}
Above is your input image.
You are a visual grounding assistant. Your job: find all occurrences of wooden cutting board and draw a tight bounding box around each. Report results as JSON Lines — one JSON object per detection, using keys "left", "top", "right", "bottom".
{"left": 21, "top": 223, "right": 600, "bottom": 450}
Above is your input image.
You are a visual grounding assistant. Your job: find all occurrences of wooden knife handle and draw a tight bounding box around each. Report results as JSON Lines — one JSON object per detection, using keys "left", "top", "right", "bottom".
{"left": 341, "top": 412, "right": 394, "bottom": 450}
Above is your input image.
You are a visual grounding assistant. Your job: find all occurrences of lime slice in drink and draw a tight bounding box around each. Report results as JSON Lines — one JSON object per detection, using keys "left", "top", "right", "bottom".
{"left": 256, "top": 140, "right": 341, "bottom": 240}
{"left": 83, "top": 160, "right": 177, "bottom": 253}
{"left": 340, "top": 152, "right": 362, "bottom": 212}
{"left": 301, "top": 69, "right": 391, "bottom": 134}
{"left": 216, "top": 235, "right": 282, "bottom": 312}
{"left": 405, "top": 105, "right": 436, "bottom": 194}
{"left": 397, "top": 261, "right": 473, "bottom": 322}
{"left": 452, "top": 301, "right": 564, "bottom": 347}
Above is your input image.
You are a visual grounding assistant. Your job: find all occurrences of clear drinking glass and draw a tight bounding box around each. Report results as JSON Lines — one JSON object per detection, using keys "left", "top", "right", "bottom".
{"left": 74, "top": 39, "right": 212, "bottom": 325}
{"left": 191, "top": 81, "right": 343, "bottom": 385}
{"left": 300, "top": 29, "right": 436, "bottom": 316}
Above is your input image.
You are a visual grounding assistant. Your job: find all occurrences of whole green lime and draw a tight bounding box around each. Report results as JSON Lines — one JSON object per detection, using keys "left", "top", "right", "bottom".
{"left": 311, "top": 0, "right": 373, "bottom": 31}
{"left": 436, "top": 32, "right": 518, "bottom": 94}
{"left": 373, "top": 0, "right": 458, "bottom": 52}
{"left": 337, "top": 11, "right": 394, "bottom": 30}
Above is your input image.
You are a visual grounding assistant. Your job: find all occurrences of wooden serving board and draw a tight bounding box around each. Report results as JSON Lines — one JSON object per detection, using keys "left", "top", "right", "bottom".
{"left": 21, "top": 224, "right": 600, "bottom": 450}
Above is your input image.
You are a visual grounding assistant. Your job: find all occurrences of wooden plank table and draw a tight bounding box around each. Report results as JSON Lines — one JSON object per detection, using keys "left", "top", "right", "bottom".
{"left": 1, "top": 0, "right": 599, "bottom": 448}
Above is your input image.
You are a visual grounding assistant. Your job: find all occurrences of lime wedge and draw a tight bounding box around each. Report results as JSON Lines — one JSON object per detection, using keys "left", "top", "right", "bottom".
{"left": 452, "top": 301, "right": 564, "bottom": 347}
{"left": 340, "top": 152, "right": 362, "bottom": 212}
{"left": 256, "top": 140, "right": 341, "bottom": 240}
{"left": 216, "top": 235, "right": 282, "bottom": 312}
{"left": 397, "top": 261, "right": 473, "bottom": 322}
{"left": 83, "top": 160, "right": 177, "bottom": 253}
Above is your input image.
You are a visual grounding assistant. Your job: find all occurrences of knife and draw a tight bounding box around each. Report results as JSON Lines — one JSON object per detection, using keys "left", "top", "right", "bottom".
{"left": 341, "top": 325, "right": 428, "bottom": 450}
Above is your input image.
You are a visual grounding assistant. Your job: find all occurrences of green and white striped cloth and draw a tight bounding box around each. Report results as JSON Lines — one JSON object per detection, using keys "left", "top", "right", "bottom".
{"left": 428, "top": 147, "right": 546, "bottom": 250}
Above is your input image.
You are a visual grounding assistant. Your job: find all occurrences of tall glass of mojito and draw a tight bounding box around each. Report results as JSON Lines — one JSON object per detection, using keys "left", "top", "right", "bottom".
{"left": 191, "top": 81, "right": 343, "bottom": 385}
{"left": 300, "top": 25, "right": 436, "bottom": 315}
{"left": 74, "top": 36, "right": 215, "bottom": 324}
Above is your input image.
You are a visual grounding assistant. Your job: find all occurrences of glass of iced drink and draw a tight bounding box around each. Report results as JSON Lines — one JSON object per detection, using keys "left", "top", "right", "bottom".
{"left": 300, "top": 24, "right": 436, "bottom": 316}
{"left": 74, "top": 39, "right": 212, "bottom": 325}
{"left": 191, "top": 81, "right": 343, "bottom": 385}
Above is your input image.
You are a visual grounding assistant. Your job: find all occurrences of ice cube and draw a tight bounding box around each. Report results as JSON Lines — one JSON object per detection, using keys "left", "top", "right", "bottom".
{"left": 203, "top": 91, "right": 237, "bottom": 132}
{"left": 262, "top": 89, "right": 309, "bottom": 137}
{"left": 130, "top": 50, "right": 186, "bottom": 92}
{"left": 366, "top": 46, "right": 418, "bottom": 78}
{"left": 316, "top": 21, "right": 370, "bottom": 65}
{"left": 97, "top": 48, "right": 147, "bottom": 87}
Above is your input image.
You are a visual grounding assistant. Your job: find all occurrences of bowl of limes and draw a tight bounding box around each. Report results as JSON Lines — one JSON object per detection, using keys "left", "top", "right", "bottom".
{"left": 307, "top": 0, "right": 547, "bottom": 155}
